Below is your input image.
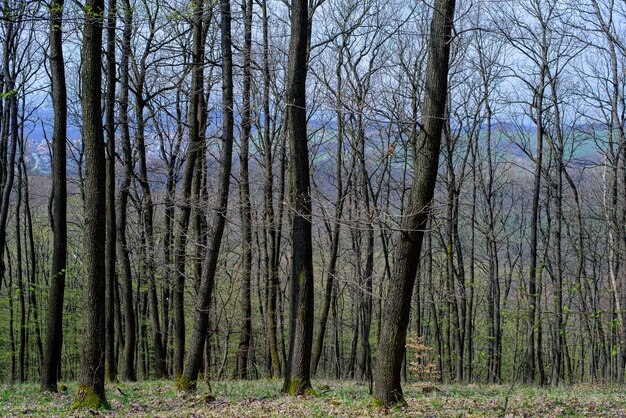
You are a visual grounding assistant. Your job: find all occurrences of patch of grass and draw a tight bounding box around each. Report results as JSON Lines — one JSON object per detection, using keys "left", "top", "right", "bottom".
{"left": 1, "top": 380, "right": 626, "bottom": 416}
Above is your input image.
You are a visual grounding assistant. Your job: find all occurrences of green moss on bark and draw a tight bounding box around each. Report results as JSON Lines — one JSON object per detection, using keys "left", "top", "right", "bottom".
{"left": 175, "top": 375, "right": 197, "bottom": 392}
{"left": 283, "top": 378, "right": 316, "bottom": 396}
{"left": 371, "top": 397, "right": 384, "bottom": 408}
{"left": 371, "top": 395, "right": 407, "bottom": 409}
{"left": 72, "top": 384, "right": 110, "bottom": 410}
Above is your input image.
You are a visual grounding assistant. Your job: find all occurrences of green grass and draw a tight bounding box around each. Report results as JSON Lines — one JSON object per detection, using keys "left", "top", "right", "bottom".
{"left": 1, "top": 380, "right": 625, "bottom": 416}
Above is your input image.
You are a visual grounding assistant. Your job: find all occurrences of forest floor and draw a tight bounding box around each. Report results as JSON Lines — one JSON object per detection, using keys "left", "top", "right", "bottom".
{"left": 1, "top": 379, "right": 625, "bottom": 417}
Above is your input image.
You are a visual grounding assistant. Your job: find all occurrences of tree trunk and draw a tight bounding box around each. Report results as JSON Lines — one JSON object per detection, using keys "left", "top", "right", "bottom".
{"left": 236, "top": 0, "right": 253, "bottom": 380}
{"left": 260, "top": 0, "right": 281, "bottom": 378}
{"left": 117, "top": 0, "right": 137, "bottom": 382}
{"left": 282, "top": 0, "right": 314, "bottom": 396}
{"left": 0, "top": 0, "right": 20, "bottom": 345}
{"left": 526, "top": 60, "right": 546, "bottom": 385}
{"left": 135, "top": 88, "right": 167, "bottom": 379}
{"left": 373, "top": 0, "right": 455, "bottom": 406}
{"left": 16, "top": 149, "right": 25, "bottom": 382}
{"left": 311, "top": 61, "right": 346, "bottom": 372}
{"left": 173, "top": 0, "right": 206, "bottom": 378}
{"left": 73, "top": 0, "right": 109, "bottom": 409}
{"left": 22, "top": 158, "right": 43, "bottom": 374}
{"left": 104, "top": 0, "right": 117, "bottom": 384}
{"left": 177, "top": 0, "right": 234, "bottom": 391}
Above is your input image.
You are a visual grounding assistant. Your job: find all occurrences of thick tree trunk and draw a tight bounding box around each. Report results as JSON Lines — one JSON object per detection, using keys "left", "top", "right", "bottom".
{"left": 282, "top": 0, "right": 314, "bottom": 396}
{"left": 373, "top": 0, "right": 455, "bottom": 406}
{"left": 73, "top": 0, "right": 109, "bottom": 409}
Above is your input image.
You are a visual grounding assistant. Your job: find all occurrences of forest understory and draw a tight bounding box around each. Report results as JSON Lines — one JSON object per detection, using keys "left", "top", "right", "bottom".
{"left": 2, "top": 380, "right": 625, "bottom": 417}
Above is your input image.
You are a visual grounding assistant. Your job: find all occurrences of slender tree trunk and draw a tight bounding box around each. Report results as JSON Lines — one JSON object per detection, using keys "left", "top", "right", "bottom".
{"left": 0, "top": 3, "right": 19, "bottom": 341}
{"left": 16, "top": 151, "right": 25, "bottom": 382}
{"left": 22, "top": 159, "right": 43, "bottom": 373}
{"left": 311, "top": 56, "right": 347, "bottom": 372}
{"left": 135, "top": 94, "right": 167, "bottom": 379}
{"left": 236, "top": 0, "right": 253, "bottom": 380}
{"left": 260, "top": 0, "right": 281, "bottom": 378}
{"left": 177, "top": 0, "right": 234, "bottom": 391}
{"left": 8, "top": 251, "right": 15, "bottom": 383}
{"left": 173, "top": 0, "right": 206, "bottom": 377}
{"left": 117, "top": 0, "right": 136, "bottom": 382}
{"left": 104, "top": 0, "right": 117, "bottom": 384}
{"left": 357, "top": 111, "right": 374, "bottom": 383}
{"left": 160, "top": 90, "right": 183, "bottom": 376}
{"left": 526, "top": 62, "right": 546, "bottom": 385}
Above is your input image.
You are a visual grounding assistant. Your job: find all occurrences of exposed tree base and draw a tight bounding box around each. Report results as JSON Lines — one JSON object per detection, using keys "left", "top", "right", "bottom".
{"left": 371, "top": 398, "right": 408, "bottom": 408}
{"left": 282, "top": 378, "right": 316, "bottom": 396}
{"left": 372, "top": 386, "right": 407, "bottom": 409}
{"left": 175, "top": 376, "right": 197, "bottom": 393}
{"left": 72, "top": 384, "right": 109, "bottom": 410}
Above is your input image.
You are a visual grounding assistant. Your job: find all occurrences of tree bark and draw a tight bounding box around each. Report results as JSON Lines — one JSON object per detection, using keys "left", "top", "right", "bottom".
{"left": 173, "top": 0, "right": 206, "bottom": 378}
{"left": 282, "top": 0, "right": 314, "bottom": 396}
{"left": 177, "top": 0, "right": 234, "bottom": 392}
{"left": 104, "top": 0, "right": 117, "bottom": 384}
{"left": 311, "top": 43, "right": 346, "bottom": 374}
{"left": 236, "top": 0, "right": 253, "bottom": 380}
{"left": 117, "top": 0, "right": 137, "bottom": 382}
{"left": 526, "top": 56, "right": 546, "bottom": 386}
{"left": 373, "top": 0, "right": 455, "bottom": 406}
{"left": 260, "top": 0, "right": 281, "bottom": 378}
{"left": 134, "top": 68, "right": 168, "bottom": 380}
{"left": 73, "top": 0, "right": 109, "bottom": 409}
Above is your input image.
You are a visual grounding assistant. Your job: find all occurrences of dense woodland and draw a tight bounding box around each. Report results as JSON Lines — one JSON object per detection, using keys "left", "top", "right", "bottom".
{"left": 1, "top": 0, "right": 626, "bottom": 409}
